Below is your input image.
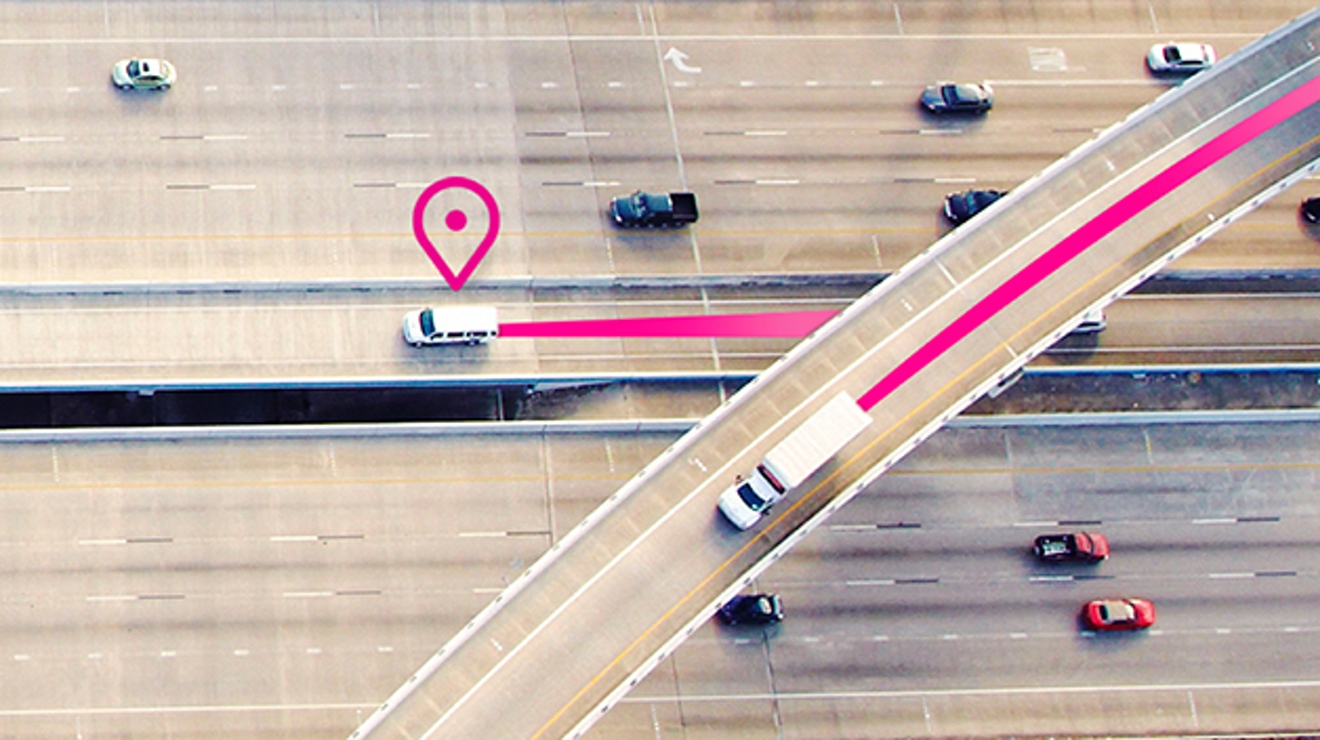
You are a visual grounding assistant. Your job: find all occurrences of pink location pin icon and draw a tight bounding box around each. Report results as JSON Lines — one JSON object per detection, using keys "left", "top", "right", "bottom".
{"left": 412, "top": 176, "right": 501, "bottom": 291}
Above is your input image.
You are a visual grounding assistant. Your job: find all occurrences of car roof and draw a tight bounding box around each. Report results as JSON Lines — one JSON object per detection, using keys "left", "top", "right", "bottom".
{"left": 950, "top": 83, "right": 983, "bottom": 102}
{"left": 1169, "top": 43, "right": 1209, "bottom": 62}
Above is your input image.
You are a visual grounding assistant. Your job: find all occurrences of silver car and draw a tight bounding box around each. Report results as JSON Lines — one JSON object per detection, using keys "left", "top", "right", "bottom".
{"left": 112, "top": 58, "right": 177, "bottom": 91}
{"left": 1146, "top": 43, "right": 1216, "bottom": 74}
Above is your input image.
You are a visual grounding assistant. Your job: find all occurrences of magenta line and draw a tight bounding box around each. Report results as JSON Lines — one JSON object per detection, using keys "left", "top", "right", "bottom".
{"left": 856, "top": 75, "right": 1320, "bottom": 412}
{"left": 499, "top": 310, "right": 838, "bottom": 338}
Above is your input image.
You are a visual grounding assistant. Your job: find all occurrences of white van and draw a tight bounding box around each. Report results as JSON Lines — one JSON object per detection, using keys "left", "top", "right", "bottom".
{"left": 402, "top": 306, "right": 499, "bottom": 347}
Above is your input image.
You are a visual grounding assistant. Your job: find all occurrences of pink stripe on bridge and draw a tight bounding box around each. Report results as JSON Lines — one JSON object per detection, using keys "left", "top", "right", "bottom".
{"left": 499, "top": 310, "right": 837, "bottom": 338}
{"left": 855, "top": 75, "right": 1320, "bottom": 412}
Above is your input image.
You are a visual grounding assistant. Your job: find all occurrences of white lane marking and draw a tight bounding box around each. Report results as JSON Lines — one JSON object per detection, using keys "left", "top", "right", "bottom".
{"left": 934, "top": 177, "right": 977, "bottom": 184}
{"left": 580, "top": 180, "right": 621, "bottom": 187}
{"left": 270, "top": 535, "right": 318, "bottom": 542}
{"left": 210, "top": 184, "right": 256, "bottom": 191}
{"left": 422, "top": 58, "right": 1320, "bottom": 738}
{"left": 86, "top": 595, "right": 135, "bottom": 602}
{"left": 282, "top": 591, "right": 334, "bottom": 599}
{"left": 0, "top": 701, "right": 375, "bottom": 718}
{"left": 271, "top": 85, "right": 286, "bottom": 91}
{"left": 745, "top": 130, "right": 788, "bottom": 136}
{"left": 540, "top": 81, "right": 558, "bottom": 89}
{"left": 306, "top": 648, "right": 322, "bottom": 655}
{"left": 472, "top": 587, "right": 503, "bottom": 595}
{"left": 756, "top": 179, "right": 800, "bottom": 186}
{"left": 1209, "top": 572, "right": 1253, "bottom": 579}
{"left": 14, "top": 655, "right": 30, "bottom": 661}
{"left": 23, "top": 186, "right": 71, "bottom": 193}
{"left": 18, "top": 136, "right": 64, "bottom": 143}
{"left": 160, "top": 651, "right": 177, "bottom": 658}
{"left": 458, "top": 531, "right": 507, "bottom": 539}
{"left": 338, "top": 83, "right": 356, "bottom": 90}
{"left": 622, "top": 677, "right": 1320, "bottom": 704}
{"left": 233, "top": 649, "right": 250, "bottom": 657}
{"left": 384, "top": 132, "right": 431, "bottom": 139}
{"left": 377, "top": 646, "right": 395, "bottom": 653}
{"left": 78, "top": 539, "right": 128, "bottom": 546}
{"left": 204, "top": 85, "right": 217, "bottom": 92}
{"left": 607, "top": 81, "right": 624, "bottom": 88}
{"left": 565, "top": 131, "right": 610, "bottom": 138}
{"left": 0, "top": 31, "right": 1269, "bottom": 46}
{"left": 203, "top": 134, "right": 248, "bottom": 141}
{"left": 1194, "top": 518, "right": 1237, "bottom": 525}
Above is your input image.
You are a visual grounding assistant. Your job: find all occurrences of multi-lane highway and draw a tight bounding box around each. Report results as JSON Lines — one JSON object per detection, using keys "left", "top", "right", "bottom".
{"left": 0, "top": 1, "right": 1313, "bottom": 291}
{"left": 359, "top": 8, "right": 1320, "bottom": 736}
{"left": 2, "top": 1, "right": 1320, "bottom": 739}
{"left": 3, "top": 416, "right": 1320, "bottom": 738}
{"left": 4, "top": 286, "right": 1320, "bottom": 386}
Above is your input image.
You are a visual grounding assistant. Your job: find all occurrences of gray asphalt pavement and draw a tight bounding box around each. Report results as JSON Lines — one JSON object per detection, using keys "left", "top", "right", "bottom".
{"left": 2, "top": 418, "right": 1319, "bottom": 738}
{"left": 0, "top": 1, "right": 1311, "bottom": 288}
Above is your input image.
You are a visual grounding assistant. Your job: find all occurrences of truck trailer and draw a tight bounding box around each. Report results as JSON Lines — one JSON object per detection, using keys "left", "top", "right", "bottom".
{"left": 717, "top": 391, "right": 874, "bottom": 530}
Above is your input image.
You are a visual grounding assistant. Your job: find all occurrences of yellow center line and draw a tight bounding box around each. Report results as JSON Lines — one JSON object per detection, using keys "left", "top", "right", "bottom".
{"left": 530, "top": 107, "right": 1320, "bottom": 740}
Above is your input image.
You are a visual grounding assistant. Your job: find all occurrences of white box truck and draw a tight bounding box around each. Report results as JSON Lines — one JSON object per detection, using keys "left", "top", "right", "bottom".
{"left": 718, "top": 391, "right": 874, "bottom": 530}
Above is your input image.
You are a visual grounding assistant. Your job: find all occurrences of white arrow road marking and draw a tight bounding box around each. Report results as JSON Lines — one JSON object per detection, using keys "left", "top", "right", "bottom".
{"left": 663, "top": 47, "right": 702, "bottom": 74}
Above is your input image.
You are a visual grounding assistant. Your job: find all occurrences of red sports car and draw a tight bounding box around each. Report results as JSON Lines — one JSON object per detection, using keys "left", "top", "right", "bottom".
{"left": 1083, "top": 598, "right": 1155, "bottom": 631}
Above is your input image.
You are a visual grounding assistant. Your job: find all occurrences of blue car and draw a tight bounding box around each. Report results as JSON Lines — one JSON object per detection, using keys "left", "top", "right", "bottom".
{"left": 717, "top": 593, "right": 783, "bottom": 625}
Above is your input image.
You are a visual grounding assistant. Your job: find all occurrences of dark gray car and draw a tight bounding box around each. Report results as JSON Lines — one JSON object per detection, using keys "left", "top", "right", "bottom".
{"left": 943, "top": 189, "right": 1006, "bottom": 224}
{"left": 920, "top": 82, "right": 994, "bottom": 114}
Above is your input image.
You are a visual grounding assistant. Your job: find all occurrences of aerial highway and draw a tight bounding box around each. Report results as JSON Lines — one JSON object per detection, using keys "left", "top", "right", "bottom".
{"left": 0, "top": 2, "right": 1317, "bottom": 739}
{"left": 0, "top": 287, "right": 1320, "bottom": 387}
{"left": 1, "top": 413, "right": 1319, "bottom": 737}
{"left": 0, "top": 2, "right": 1308, "bottom": 291}
{"left": 354, "top": 7, "right": 1320, "bottom": 740}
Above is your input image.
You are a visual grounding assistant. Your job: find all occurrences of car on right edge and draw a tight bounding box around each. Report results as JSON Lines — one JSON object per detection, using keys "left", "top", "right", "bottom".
{"left": 1300, "top": 196, "right": 1320, "bottom": 224}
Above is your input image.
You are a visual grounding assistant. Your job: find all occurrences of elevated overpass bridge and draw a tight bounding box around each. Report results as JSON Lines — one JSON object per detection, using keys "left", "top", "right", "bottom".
{"left": 354, "top": 9, "right": 1320, "bottom": 739}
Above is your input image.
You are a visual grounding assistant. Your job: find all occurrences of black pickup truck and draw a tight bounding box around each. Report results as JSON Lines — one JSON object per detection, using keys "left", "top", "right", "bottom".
{"left": 609, "top": 190, "right": 699, "bottom": 228}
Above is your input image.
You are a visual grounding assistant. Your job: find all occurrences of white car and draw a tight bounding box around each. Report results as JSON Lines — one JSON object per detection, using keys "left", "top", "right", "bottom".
{"left": 1146, "top": 43, "right": 1216, "bottom": 74}
{"left": 402, "top": 306, "right": 499, "bottom": 347}
{"left": 1071, "top": 307, "right": 1107, "bottom": 335}
{"left": 112, "top": 58, "right": 177, "bottom": 91}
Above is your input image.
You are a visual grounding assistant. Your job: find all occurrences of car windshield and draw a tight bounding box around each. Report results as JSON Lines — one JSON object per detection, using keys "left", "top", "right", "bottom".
{"left": 736, "top": 482, "right": 767, "bottom": 510}
{"left": 419, "top": 309, "right": 436, "bottom": 336}
{"left": 127, "top": 60, "right": 141, "bottom": 76}
{"left": 1040, "top": 540, "right": 1070, "bottom": 556}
